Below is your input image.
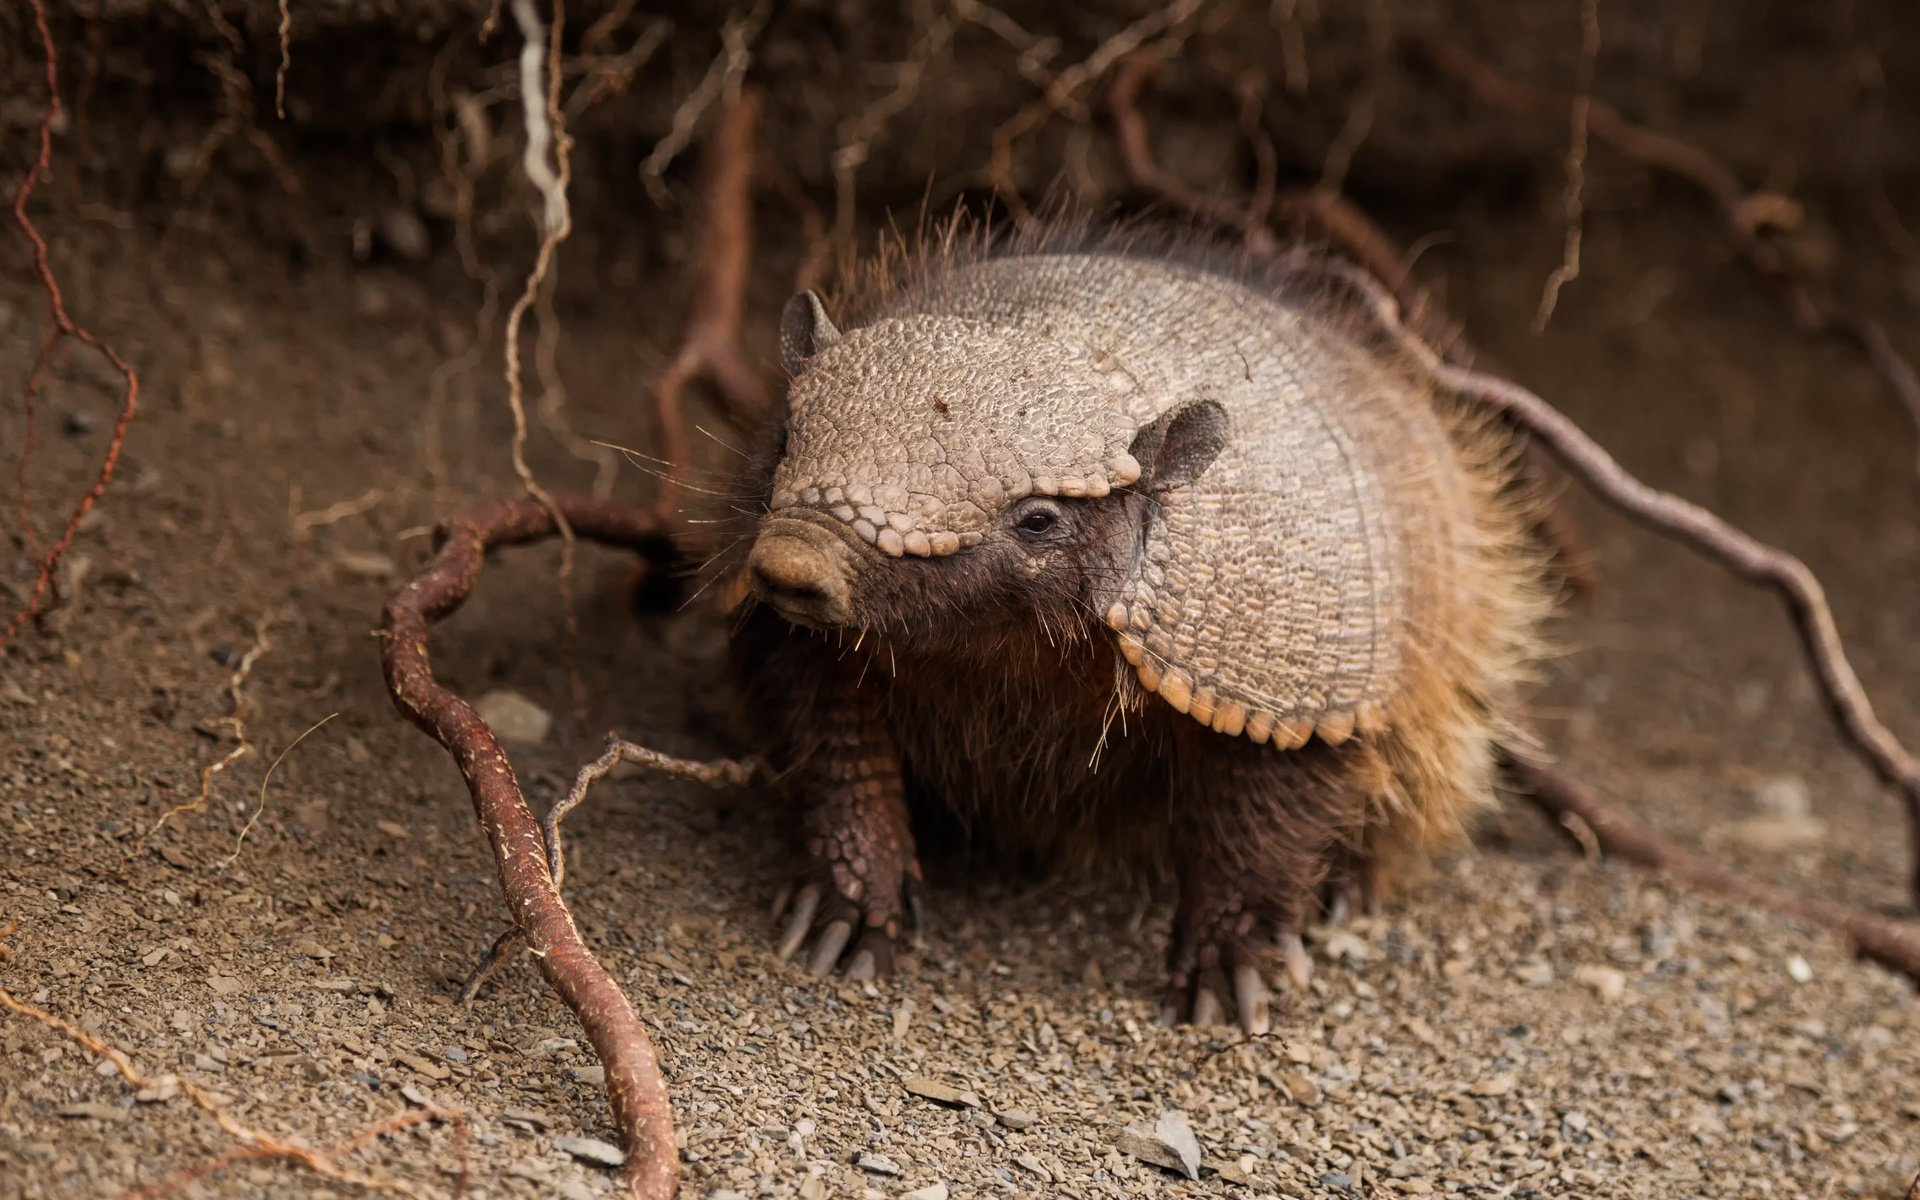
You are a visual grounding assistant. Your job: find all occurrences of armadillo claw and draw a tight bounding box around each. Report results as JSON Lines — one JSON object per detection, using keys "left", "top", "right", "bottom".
{"left": 1163, "top": 959, "right": 1272, "bottom": 1035}
{"left": 1277, "top": 931, "right": 1313, "bottom": 991}
{"left": 775, "top": 885, "right": 822, "bottom": 961}
{"left": 1233, "top": 964, "right": 1272, "bottom": 1035}
{"left": 806, "top": 920, "right": 854, "bottom": 976}
{"left": 1318, "top": 855, "right": 1383, "bottom": 925}
{"left": 771, "top": 869, "right": 917, "bottom": 980}
{"left": 1191, "top": 981, "right": 1227, "bottom": 1027}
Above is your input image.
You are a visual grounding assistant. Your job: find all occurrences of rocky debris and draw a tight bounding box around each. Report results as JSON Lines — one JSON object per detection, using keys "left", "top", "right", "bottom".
{"left": 901, "top": 1076, "right": 980, "bottom": 1109}
{"left": 1117, "top": 1109, "right": 1202, "bottom": 1180}
{"left": 554, "top": 1136, "right": 625, "bottom": 1168}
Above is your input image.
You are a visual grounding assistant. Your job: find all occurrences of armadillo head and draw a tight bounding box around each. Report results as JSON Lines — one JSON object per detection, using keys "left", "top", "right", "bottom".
{"left": 745, "top": 290, "right": 1229, "bottom": 644}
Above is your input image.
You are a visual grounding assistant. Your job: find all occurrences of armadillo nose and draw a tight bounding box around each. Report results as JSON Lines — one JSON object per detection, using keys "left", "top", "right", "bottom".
{"left": 746, "top": 527, "right": 853, "bottom": 626}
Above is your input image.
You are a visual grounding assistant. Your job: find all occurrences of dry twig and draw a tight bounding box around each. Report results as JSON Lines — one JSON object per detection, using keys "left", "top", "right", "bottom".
{"left": 651, "top": 89, "right": 771, "bottom": 523}
{"left": 1419, "top": 37, "right": 1920, "bottom": 470}
{"left": 380, "top": 494, "right": 683, "bottom": 1200}
{"left": 4, "top": 0, "right": 142, "bottom": 655}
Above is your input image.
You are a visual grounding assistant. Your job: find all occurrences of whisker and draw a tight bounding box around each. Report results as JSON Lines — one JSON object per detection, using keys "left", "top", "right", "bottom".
{"left": 694, "top": 423, "right": 754, "bottom": 460}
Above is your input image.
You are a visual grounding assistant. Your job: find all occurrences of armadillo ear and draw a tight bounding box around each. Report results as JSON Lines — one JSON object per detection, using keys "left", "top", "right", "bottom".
{"left": 780, "top": 291, "right": 842, "bottom": 376}
{"left": 1129, "top": 399, "right": 1231, "bottom": 492}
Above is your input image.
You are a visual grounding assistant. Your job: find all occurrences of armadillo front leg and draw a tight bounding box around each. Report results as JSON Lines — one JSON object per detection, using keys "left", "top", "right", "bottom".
{"left": 1163, "top": 737, "right": 1362, "bottom": 1034}
{"left": 768, "top": 672, "right": 921, "bottom": 981}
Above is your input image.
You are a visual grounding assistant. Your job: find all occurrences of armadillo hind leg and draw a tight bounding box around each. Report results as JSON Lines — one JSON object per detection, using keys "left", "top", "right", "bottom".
{"left": 1318, "top": 840, "right": 1387, "bottom": 926}
{"left": 1157, "top": 737, "right": 1369, "bottom": 1035}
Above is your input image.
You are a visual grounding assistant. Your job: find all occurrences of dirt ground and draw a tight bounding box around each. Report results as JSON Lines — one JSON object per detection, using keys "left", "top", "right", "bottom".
{"left": 3, "top": 3, "right": 1919, "bottom": 1198}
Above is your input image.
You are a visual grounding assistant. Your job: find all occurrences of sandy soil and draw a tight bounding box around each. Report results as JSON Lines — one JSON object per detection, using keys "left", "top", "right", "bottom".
{"left": 3, "top": 4, "right": 1919, "bottom": 1199}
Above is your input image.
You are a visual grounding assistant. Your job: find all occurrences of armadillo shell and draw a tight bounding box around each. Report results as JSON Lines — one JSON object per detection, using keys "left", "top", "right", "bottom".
{"left": 907, "top": 251, "right": 1480, "bottom": 748}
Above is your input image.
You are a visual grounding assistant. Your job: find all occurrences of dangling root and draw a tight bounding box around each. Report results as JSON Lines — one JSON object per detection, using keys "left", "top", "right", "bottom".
{"left": 380, "top": 493, "right": 685, "bottom": 1200}
{"left": 1313, "top": 255, "right": 1920, "bottom": 926}
{"left": 1417, "top": 36, "right": 1920, "bottom": 474}
{"left": 651, "top": 88, "right": 771, "bottom": 524}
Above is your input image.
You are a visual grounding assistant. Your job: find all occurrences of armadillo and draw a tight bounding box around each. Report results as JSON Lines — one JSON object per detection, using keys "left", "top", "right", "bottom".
{"left": 730, "top": 228, "right": 1552, "bottom": 1033}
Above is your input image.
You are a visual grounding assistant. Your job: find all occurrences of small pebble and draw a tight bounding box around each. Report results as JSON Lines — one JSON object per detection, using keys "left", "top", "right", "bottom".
{"left": 474, "top": 689, "right": 554, "bottom": 746}
{"left": 857, "top": 1152, "right": 903, "bottom": 1176}
{"left": 996, "top": 1109, "right": 1036, "bottom": 1130}
{"left": 554, "top": 1135, "right": 625, "bottom": 1168}
{"left": 902, "top": 1076, "right": 981, "bottom": 1109}
{"left": 1280, "top": 1070, "right": 1323, "bottom": 1107}
{"left": 1574, "top": 964, "right": 1627, "bottom": 1001}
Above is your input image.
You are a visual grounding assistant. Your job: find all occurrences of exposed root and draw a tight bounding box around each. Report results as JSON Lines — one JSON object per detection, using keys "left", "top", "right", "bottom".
{"left": 1107, "top": 50, "right": 1467, "bottom": 359}
{"left": 1419, "top": 36, "right": 1920, "bottom": 472}
{"left": 379, "top": 494, "right": 683, "bottom": 1200}
{"left": 1505, "top": 753, "right": 1920, "bottom": 980}
{"left": 181, "top": 0, "right": 303, "bottom": 201}
{"left": 1313, "top": 0, "right": 1389, "bottom": 199}
{"left": 123, "top": 612, "right": 276, "bottom": 869}
{"left": 988, "top": 0, "right": 1206, "bottom": 219}
{"left": 0, "top": 981, "right": 464, "bottom": 1199}
{"left": 216, "top": 711, "right": 339, "bottom": 869}
{"left": 290, "top": 485, "right": 390, "bottom": 543}
{"left": 638, "top": 2, "right": 768, "bottom": 207}
{"left": 4, "top": 0, "right": 142, "bottom": 656}
{"left": 831, "top": 8, "right": 963, "bottom": 252}
{"left": 1319, "top": 257, "right": 1920, "bottom": 908}
{"left": 503, "top": 0, "right": 584, "bottom": 711}
{"left": 1532, "top": 0, "right": 1600, "bottom": 331}
{"left": 651, "top": 88, "right": 771, "bottom": 524}
{"left": 275, "top": 0, "right": 293, "bottom": 120}
{"left": 1108, "top": 50, "right": 1278, "bottom": 255}
{"left": 461, "top": 735, "right": 763, "bottom": 1001}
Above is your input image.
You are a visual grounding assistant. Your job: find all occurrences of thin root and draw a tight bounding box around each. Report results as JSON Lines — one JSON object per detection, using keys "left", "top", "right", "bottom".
{"left": 1420, "top": 36, "right": 1920, "bottom": 472}
{"left": 4, "top": 0, "right": 142, "bottom": 656}
{"left": 0, "top": 984, "right": 463, "bottom": 1199}
{"left": 1320, "top": 256, "right": 1920, "bottom": 908}
{"left": 1507, "top": 753, "right": 1920, "bottom": 980}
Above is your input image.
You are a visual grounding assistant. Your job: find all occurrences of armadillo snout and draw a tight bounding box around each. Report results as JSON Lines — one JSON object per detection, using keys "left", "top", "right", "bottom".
{"left": 747, "top": 522, "right": 854, "bottom": 627}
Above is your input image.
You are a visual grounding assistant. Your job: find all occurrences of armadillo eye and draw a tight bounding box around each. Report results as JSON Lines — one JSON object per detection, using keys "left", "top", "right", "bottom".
{"left": 1011, "top": 498, "right": 1066, "bottom": 540}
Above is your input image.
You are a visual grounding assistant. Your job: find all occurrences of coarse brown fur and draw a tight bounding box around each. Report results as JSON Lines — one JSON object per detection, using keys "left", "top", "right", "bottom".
{"left": 724, "top": 215, "right": 1556, "bottom": 1024}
